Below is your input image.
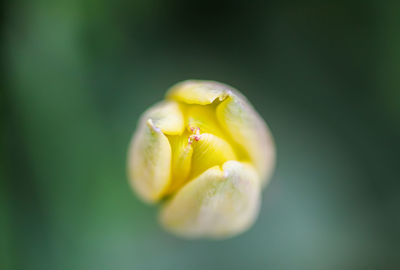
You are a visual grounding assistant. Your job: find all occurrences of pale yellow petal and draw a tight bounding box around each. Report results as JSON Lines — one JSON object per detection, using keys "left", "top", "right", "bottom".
{"left": 141, "top": 100, "right": 184, "bottom": 135}
{"left": 160, "top": 161, "right": 261, "bottom": 239}
{"left": 216, "top": 95, "right": 275, "bottom": 186}
{"left": 190, "top": 133, "right": 236, "bottom": 178}
{"left": 166, "top": 80, "right": 230, "bottom": 105}
{"left": 128, "top": 119, "right": 171, "bottom": 203}
{"left": 167, "top": 132, "right": 193, "bottom": 194}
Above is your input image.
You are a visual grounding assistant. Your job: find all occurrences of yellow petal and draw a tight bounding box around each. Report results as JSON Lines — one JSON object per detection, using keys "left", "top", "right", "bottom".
{"left": 190, "top": 133, "right": 237, "bottom": 178}
{"left": 141, "top": 101, "right": 184, "bottom": 135}
{"left": 160, "top": 161, "right": 261, "bottom": 239}
{"left": 166, "top": 80, "right": 229, "bottom": 105}
{"left": 167, "top": 132, "right": 193, "bottom": 194}
{"left": 186, "top": 104, "right": 225, "bottom": 138}
{"left": 128, "top": 119, "right": 171, "bottom": 203}
{"left": 216, "top": 95, "right": 275, "bottom": 186}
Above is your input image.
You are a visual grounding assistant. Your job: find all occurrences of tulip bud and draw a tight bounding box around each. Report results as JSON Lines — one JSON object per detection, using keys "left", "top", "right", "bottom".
{"left": 128, "top": 80, "right": 275, "bottom": 239}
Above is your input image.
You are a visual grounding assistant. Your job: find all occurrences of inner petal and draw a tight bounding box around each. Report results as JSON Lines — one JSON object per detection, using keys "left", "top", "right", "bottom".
{"left": 189, "top": 133, "right": 237, "bottom": 179}
{"left": 186, "top": 104, "right": 225, "bottom": 138}
{"left": 167, "top": 131, "right": 193, "bottom": 194}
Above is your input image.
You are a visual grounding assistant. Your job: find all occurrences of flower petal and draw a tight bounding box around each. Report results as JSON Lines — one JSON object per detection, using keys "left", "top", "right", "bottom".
{"left": 190, "top": 133, "right": 237, "bottom": 178}
{"left": 160, "top": 161, "right": 260, "bottom": 239}
{"left": 166, "top": 80, "right": 230, "bottom": 105}
{"left": 167, "top": 132, "right": 193, "bottom": 194}
{"left": 186, "top": 104, "right": 225, "bottom": 138}
{"left": 141, "top": 101, "right": 185, "bottom": 135}
{"left": 216, "top": 95, "right": 275, "bottom": 185}
{"left": 128, "top": 119, "right": 172, "bottom": 203}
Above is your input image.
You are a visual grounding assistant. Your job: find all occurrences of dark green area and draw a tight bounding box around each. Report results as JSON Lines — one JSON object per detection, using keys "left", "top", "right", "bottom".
{"left": 2, "top": 0, "right": 400, "bottom": 269}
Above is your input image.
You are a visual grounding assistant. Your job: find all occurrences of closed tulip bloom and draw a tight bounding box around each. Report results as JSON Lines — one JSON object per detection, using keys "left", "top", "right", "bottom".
{"left": 128, "top": 80, "right": 275, "bottom": 239}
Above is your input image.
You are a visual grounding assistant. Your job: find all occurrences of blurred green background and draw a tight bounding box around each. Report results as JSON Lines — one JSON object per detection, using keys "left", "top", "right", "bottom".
{"left": 2, "top": 0, "right": 400, "bottom": 269}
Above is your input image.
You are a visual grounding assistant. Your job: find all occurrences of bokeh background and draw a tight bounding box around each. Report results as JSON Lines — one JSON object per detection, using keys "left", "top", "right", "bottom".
{"left": 2, "top": 0, "right": 400, "bottom": 269}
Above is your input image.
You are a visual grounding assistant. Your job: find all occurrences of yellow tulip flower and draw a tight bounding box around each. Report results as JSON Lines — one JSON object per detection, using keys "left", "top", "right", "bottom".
{"left": 127, "top": 80, "right": 275, "bottom": 239}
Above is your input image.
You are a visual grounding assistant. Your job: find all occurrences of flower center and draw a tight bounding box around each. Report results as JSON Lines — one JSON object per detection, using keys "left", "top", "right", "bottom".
{"left": 188, "top": 126, "right": 201, "bottom": 144}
